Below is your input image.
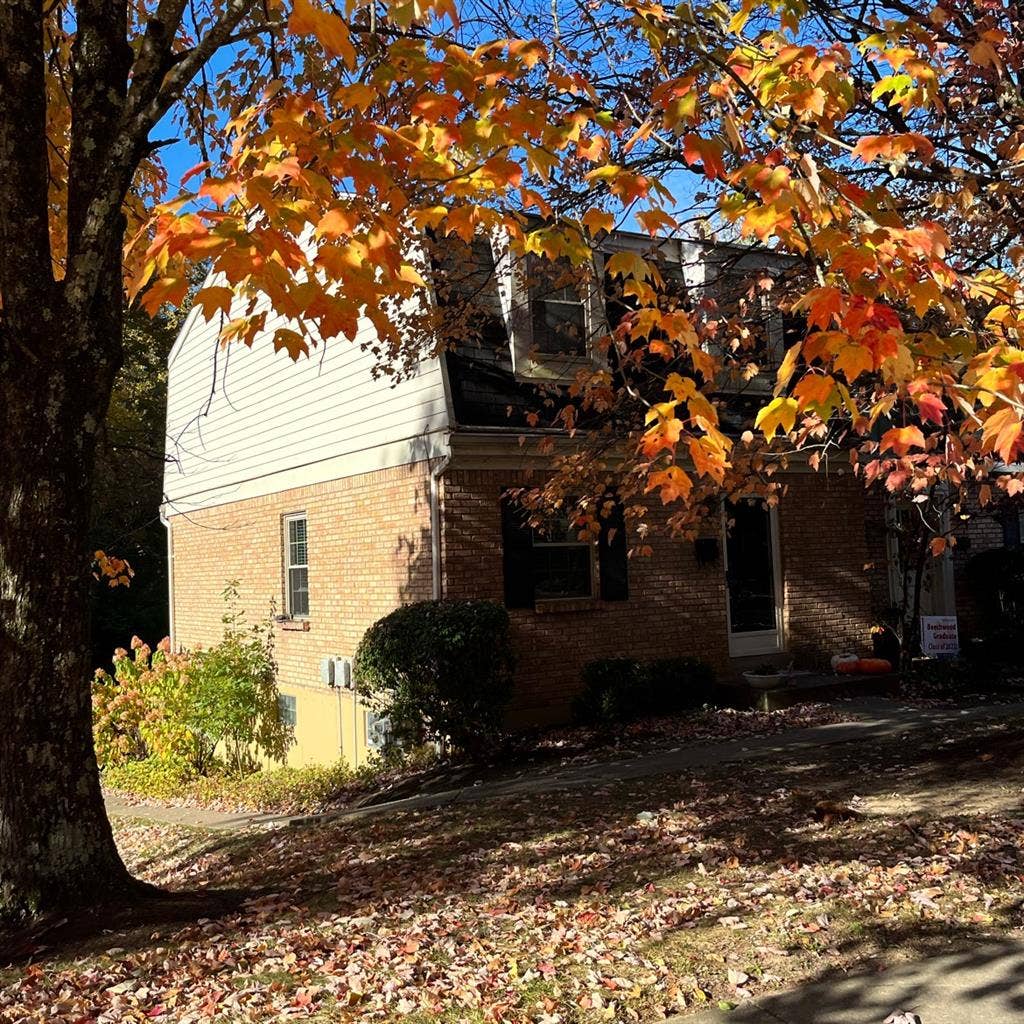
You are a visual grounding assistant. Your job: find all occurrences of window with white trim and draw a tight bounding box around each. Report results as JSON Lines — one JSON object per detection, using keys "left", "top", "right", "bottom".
{"left": 492, "top": 232, "right": 604, "bottom": 380}
{"left": 529, "top": 256, "right": 589, "bottom": 357}
{"left": 531, "top": 513, "right": 596, "bottom": 601}
{"left": 284, "top": 514, "right": 309, "bottom": 617}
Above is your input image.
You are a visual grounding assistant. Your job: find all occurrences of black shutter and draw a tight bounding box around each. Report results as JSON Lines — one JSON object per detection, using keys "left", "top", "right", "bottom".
{"left": 501, "top": 494, "right": 535, "bottom": 609}
{"left": 598, "top": 497, "right": 629, "bottom": 601}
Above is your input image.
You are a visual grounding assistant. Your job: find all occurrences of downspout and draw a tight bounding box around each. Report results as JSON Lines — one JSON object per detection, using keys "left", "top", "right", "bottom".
{"left": 160, "top": 505, "right": 175, "bottom": 650}
{"left": 430, "top": 453, "right": 452, "bottom": 601}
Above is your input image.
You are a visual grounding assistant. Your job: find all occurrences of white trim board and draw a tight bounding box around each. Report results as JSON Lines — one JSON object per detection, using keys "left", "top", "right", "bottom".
{"left": 163, "top": 431, "right": 451, "bottom": 516}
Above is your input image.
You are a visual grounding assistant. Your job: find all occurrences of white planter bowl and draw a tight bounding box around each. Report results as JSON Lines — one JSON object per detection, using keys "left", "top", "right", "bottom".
{"left": 743, "top": 671, "right": 787, "bottom": 689}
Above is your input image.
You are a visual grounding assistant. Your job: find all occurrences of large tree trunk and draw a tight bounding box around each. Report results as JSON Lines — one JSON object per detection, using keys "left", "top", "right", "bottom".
{"left": 0, "top": 291, "right": 138, "bottom": 922}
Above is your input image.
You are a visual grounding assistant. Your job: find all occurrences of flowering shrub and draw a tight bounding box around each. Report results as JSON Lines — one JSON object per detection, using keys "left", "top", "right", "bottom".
{"left": 92, "top": 637, "right": 200, "bottom": 772}
{"left": 92, "top": 583, "right": 291, "bottom": 782}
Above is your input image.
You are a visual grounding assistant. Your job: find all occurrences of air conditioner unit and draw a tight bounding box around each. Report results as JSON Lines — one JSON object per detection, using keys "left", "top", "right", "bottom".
{"left": 365, "top": 711, "right": 391, "bottom": 751}
{"left": 319, "top": 657, "right": 335, "bottom": 686}
{"left": 334, "top": 656, "right": 354, "bottom": 690}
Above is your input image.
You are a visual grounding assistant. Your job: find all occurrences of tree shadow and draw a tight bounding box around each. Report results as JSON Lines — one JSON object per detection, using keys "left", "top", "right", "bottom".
{"left": 6, "top": 714, "right": 1024, "bottom": 1021}
{"left": 712, "top": 932, "right": 1024, "bottom": 1022}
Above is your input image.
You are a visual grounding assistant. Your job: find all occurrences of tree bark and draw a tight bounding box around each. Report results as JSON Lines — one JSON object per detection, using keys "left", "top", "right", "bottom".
{"left": 0, "top": 289, "right": 139, "bottom": 922}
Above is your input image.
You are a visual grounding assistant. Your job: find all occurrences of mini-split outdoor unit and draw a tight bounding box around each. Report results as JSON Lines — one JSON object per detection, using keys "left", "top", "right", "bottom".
{"left": 318, "top": 655, "right": 354, "bottom": 689}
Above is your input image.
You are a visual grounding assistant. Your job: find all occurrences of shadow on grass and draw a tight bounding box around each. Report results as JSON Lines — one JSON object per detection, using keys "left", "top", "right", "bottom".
{"left": 4, "top": 715, "right": 1023, "bottom": 1017}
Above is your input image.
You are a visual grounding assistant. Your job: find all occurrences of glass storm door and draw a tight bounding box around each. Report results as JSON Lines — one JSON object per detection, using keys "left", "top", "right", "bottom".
{"left": 725, "top": 501, "right": 783, "bottom": 656}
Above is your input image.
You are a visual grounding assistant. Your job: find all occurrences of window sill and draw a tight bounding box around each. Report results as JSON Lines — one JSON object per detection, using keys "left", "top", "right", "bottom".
{"left": 513, "top": 354, "right": 596, "bottom": 384}
{"left": 533, "top": 596, "right": 601, "bottom": 614}
{"left": 277, "top": 618, "right": 311, "bottom": 632}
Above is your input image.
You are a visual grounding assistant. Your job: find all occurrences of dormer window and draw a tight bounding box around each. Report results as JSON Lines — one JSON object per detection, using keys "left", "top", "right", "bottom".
{"left": 529, "top": 256, "right": 589, "bottom": 358}
{"left": 491, "top": 231, "right": 604, "bottom": 381}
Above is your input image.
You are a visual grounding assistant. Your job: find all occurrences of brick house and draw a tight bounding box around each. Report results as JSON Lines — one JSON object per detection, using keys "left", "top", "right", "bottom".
{"left": 164, "top": 230, "right": 890, "bottom": 766}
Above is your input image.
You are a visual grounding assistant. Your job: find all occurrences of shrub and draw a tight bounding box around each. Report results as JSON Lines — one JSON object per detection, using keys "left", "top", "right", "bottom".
{"left": 573, "top": 656, "right": 716, "bottom": 725}
{"left": 92, "top": 582, "right": 291, "bottom": 777}
{"left": 186, "top": 582, "right": 289, "bottom": 774}
{"left": 572, "top": 658, "right": 643, "bottom": 725}
{"left": 93, "top": 636, "right": 203, "bottom": 770}
{"left": 355, "top": 599, "right": 515, "bottom": 759}
{"left": 643, "top": 657, "right": 716, "bottom": 713}
{"left": 102, "top": 756, "right": 194, "bottom": 799}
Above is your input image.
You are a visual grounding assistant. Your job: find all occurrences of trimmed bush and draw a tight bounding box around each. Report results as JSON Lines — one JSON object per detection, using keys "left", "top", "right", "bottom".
{"left": 573, "top": 658, "right": 643, "bottom": 724}
{"left": 355, "top": 599, "right": 515, "bottom": 759}
{"left": 574, "top": 656, "right": 716, "bottom": 725}
{"left": 643, "top": 657, "right": 716, "bottom": 713}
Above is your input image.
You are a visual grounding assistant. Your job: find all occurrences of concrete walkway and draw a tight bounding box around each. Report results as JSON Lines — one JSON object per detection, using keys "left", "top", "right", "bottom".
{"left": 105, "top": 699, "right": 1024, "bottom": 832}
{"left": 682, "top": 938, "right": 1024, "bottom": 1023}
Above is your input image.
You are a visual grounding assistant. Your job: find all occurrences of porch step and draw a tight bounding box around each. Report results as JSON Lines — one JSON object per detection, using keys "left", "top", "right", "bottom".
{"left": 716, "top": 672, "right": 900, "bottom": 711}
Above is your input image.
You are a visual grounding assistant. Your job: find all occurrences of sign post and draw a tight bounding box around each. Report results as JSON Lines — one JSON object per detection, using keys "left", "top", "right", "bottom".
{"left": 920, "top": 615, "right": 959, "bottom": 658}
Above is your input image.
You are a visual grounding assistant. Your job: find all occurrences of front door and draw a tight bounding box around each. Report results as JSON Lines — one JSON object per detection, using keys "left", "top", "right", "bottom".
{"left": 725, "top": 500, "right": 784, "bottom": 656}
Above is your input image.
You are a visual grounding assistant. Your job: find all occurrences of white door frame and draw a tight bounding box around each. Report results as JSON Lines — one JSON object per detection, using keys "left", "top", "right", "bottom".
{"left": 723, "top": 502, "right": 785, "bottom": 657}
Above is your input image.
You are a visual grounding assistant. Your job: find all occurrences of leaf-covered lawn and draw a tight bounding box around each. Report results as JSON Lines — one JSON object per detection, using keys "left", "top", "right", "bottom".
{"left": 5, "top": 718, "right": 1024, "bottom": 1023}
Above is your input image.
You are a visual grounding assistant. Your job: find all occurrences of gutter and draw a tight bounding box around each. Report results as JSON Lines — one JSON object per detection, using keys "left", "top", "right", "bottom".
{"left": 429, "top": 453, "right": 452, "bottom": 601}
{"left": 160, "top": 505, "right": 175, "bottom": 650}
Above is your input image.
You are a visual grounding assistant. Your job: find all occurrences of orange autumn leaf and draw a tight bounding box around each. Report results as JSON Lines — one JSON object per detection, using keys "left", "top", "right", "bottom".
{"left": 880, "top": 425, "right": 927, "bottom": 456}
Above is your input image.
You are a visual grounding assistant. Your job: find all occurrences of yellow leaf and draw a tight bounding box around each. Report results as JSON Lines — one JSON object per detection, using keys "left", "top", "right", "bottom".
{"left": 775, "top": 341, "right": 802, "bottom": 392}
{"left": 288, "top": 0, "right": 356, "bottom": 67}
{"left": 754, "top": 397, "right": 799, "bottom": 439}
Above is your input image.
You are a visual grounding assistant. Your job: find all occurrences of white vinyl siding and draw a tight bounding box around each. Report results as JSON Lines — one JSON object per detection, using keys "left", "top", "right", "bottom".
{"left": 164, "top": 289, "right": 450, "bottom": 513}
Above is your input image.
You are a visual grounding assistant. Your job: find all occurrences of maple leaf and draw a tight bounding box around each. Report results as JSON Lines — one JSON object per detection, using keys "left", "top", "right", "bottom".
{"left": 682, "top": 134, "right": 726, "bottom": 180}
{"left": 834, "top": 344, "right": 875, "bottom": 382}
{"left": 754, "top": 397, "right": 799, "bottom": 439}
{"left": 288, "top": 0, "right": 356, "bottom": 66}
{"left": 646, "top": 465, "right": 693, "bottom": 504}
{"left": 880, "top": 425, "right": 926, "bottom": 455}
{"left": 194, "top": 286, "right": 234, "bottom": 321}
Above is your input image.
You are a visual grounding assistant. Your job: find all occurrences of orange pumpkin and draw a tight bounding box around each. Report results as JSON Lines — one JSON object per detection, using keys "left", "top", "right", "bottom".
{"left": 855, "top": 657, "right": 893, "bottom": 674}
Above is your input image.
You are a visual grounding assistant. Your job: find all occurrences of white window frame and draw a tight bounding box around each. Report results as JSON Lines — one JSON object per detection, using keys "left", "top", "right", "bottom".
{"left": 531, "top": 517, "right": 598, "bottom": 603}
{"left": 492, "top": 230, "right": 605, "bottom": 382}
{"left": 283, "top": 512, "right": 310, "bottom": 619}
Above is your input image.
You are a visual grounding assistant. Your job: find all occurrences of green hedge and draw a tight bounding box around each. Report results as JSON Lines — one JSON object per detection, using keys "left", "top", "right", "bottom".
{"left": 573, "top": 656, "right": 716, "bottom": 725}
{"left": 355, "top": 599, "right": 515, "bottom": 759}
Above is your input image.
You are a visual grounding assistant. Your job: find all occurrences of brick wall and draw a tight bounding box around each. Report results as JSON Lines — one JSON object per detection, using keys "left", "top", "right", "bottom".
{"left": 442, "top": 468, "right": 874, "bottom": 722}
{"left": 777, "top": 472, "right": 873, "bottom": 666}
{"left": 168, "top": 461, "right": 436, "bottom": 764}
{"left": 170, "top": 459, "right": 877, "bottom": 745}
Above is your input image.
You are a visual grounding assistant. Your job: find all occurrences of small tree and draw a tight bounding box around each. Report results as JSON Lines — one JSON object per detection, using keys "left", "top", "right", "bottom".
{"left": 92, "top": 584, "right": 290, "bottom": 778}
{"left": 355, "top": 600, "right": 515, "bottom": 760}
{"left": 187, "top": 583, "right": 289, "bottom": 774}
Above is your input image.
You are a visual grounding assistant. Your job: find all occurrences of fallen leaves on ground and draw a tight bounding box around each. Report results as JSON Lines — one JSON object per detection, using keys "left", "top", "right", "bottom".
{"left": 4, "top": 719, "right": 1024, "bottom": 1023}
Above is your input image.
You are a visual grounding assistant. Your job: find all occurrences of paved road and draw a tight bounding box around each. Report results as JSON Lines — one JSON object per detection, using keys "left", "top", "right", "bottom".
{"left": 105, "top": 699, "right": 1024, "bottom": 832}
{"left": 681, "top": 938, "right": 1024, "bottom": 1023}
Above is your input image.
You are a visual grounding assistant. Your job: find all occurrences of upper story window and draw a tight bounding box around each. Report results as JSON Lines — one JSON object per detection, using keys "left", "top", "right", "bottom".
{"left": 529, "top": 257, "right": 589, "bottom": 358}
{"left": 284, "top": 513, "right": 309, "bottom": 618}
{"left": 492, "top": 233, "right": 605, "bottom": 381}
